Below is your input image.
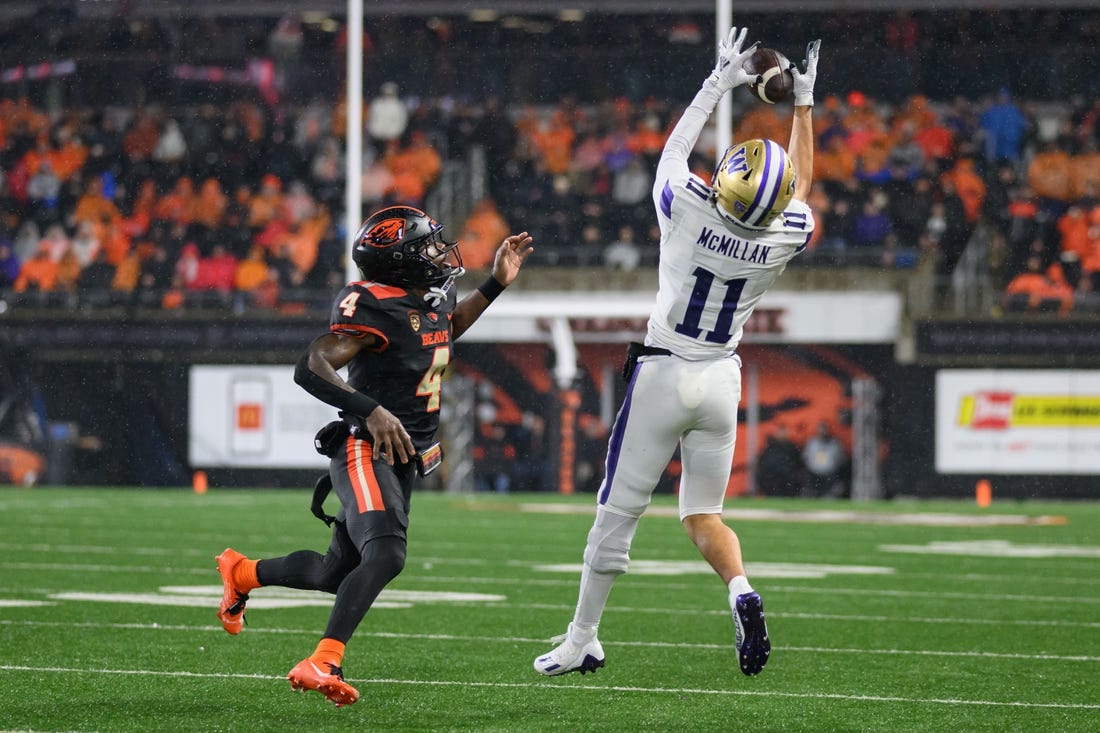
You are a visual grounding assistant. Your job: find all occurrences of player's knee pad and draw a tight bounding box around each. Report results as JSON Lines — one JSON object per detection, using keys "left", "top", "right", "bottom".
{"left": 583, "top": 508, "right": 640, "bottom": 575}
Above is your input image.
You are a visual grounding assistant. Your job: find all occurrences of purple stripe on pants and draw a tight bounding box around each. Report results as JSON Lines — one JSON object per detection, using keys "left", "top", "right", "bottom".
{"left": 598, "top": 363, "right": 640, "bottom": 505}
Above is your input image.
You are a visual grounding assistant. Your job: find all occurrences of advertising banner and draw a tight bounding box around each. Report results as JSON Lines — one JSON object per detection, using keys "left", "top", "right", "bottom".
{"left": 189, "top": 365, "right": 336, "bottom": 468}
{"left": 935, "top": 369, "right": 1100, "bottom": 474}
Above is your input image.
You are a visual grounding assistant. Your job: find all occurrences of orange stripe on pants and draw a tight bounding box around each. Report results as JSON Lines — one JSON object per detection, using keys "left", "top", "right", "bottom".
{"left": 345, "top": 436, "right": 385, "bottom": 513}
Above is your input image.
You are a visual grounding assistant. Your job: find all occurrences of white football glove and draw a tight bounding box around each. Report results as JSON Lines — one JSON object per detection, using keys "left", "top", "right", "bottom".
{"left": 705, "top": 27, "right": 759, "bottom": 94}
{"left": 790, "top": 39, "right": 821, "bottom": 107}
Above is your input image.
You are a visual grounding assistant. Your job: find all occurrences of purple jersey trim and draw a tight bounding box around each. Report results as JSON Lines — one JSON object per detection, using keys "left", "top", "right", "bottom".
{"left": 659, "top": 180, "right": 674, "bottom": 219}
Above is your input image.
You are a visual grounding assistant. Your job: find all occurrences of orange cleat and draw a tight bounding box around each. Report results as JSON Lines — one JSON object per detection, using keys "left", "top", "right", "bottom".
{"left": 287, "top": 658, "right": 361, "bottom": 707}
{"left": 215, "top": 548, "right": 250, "bottom": 635}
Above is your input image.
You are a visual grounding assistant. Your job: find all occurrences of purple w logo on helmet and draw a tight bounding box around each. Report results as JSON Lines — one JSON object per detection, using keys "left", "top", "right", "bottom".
{"left": 725, "top": 148, "right": 749, "bottom": 175}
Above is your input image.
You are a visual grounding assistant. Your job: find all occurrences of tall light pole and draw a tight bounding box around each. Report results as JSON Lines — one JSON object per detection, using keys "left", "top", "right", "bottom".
{"left": 716, "top": 0, "right": 732, "bottom": 164}
{"left": 345, "top": 0, "right": 363, "bottom": 283}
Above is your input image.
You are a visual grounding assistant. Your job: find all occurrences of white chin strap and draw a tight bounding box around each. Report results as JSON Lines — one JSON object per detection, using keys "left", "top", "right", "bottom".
{"left": 423, "top": 270, "right": 463, "bottom": 309}
{"left": 423, "top": 287, "right": 447, "bottom": 308}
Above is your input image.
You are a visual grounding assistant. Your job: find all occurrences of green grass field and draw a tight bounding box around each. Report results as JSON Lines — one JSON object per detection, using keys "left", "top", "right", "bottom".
{"left": 0, "top": 487, "right": 1097, "bottom": 732}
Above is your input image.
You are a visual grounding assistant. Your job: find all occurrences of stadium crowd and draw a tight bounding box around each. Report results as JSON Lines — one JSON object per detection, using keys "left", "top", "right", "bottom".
{"left": 0, "top": 7, "right": 1098, "bottom": 314}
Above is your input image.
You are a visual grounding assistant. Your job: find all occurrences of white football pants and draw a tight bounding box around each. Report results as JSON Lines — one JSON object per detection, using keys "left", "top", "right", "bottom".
{"left": 597, "top": 352, "right": 742, "bottom": 520}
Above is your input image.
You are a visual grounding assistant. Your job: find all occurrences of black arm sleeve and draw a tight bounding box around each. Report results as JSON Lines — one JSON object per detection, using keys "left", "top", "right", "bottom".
{"left": 294, "top": 351, "right": 380, "bottom": 418}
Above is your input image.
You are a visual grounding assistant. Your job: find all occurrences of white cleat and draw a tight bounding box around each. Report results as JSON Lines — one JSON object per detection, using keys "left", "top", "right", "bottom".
{"left": 534, "top": 623, "right": 606, "bottom": 676}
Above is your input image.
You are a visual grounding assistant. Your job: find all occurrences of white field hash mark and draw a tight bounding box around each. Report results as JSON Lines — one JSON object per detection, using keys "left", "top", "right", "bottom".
{"left": 0, "top": 664, "right": 1096, "bottom": 710}
{"left": 1, "top": 620, "right": 1097, "bottom": 663}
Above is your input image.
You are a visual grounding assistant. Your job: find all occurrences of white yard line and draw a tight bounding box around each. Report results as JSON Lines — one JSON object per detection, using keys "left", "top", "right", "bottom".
{"left": 407, "top": 575, "right": 1100, "bottom": 604}
{"left": 4, "top": 563, "right": 1098, "bottom": 605}
{"left": 0, "top": 542, "right": 206, "bottom": 557}
{"left": 0, "top": 664, "right": 1095, "bottom": 709}
{"left": 0, "top": 562, "right": 210, "bottom": 575}
{"left": 0, "top": 620, "right": 1095, "bottom": 663}
{"left": 518, "top": 502, "right": 1068, "bottom": 527}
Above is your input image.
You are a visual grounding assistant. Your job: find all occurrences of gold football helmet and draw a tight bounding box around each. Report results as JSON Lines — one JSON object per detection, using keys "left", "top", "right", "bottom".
{"left": 712, "top": 139, "right": 796, "bottom": 230}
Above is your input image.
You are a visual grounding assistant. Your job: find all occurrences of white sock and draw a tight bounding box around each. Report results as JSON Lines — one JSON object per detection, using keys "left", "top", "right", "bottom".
{"left": 572, "top": 561, "right": 614, "bottom": 633}
{"left": 569, "top": 621, "right": 598, "bottom": 644}
{"left": 728, "top": 575, "right": 754, "bottom": 599}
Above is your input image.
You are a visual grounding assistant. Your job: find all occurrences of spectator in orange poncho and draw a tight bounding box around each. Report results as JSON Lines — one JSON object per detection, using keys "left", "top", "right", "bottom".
{"left": 112, "top": 249, "right": 142, "bottom": 292}
{"left": 154, "top": 177, "right": 196, "bottom": 225}
{"left": 386, "top": 143, "right": 427, "bottom": 204}
{"left": 733, "top": 105, "right": 788, "bottom": 149}
{"left": 72, "top": 177, "right": 121, "bottom": 229}
{"left": 18, "top": 134, "right": 53, "bottom": 177}
{"left": 1079, "top": 207, "right": 1100, "bottom": 283}
{"left": 1043, "top": 261, "right": 1075, "bottom": 314}
{"left": 191, "top": 177, "right": 227, "bottom": 229}
{"left": 401, "top": 131, "right": 443, "bottom": 189}
{"left": 627, "top": 115, "right": 666, "bottom": 160}
{"left": 280, "top": 207, "right": 331, "bottom": 275}
{"left": 1058, "top": 206, "right": 1092, "bottom": 262}
{"left": 234, "top": 245, "right": 270, "bottom": 292}
{"left": 458, "top": 199, "right": 510, "bottom": 271}
{"left": 941, "top": 157, "right": 986, "bottom": 223}
{"left": 57, "top": 246, "right": 87, "bottom": 293}
{"left": 1028, "top": 141, "right": 1073, "bottom": 203}
{"left": 815, "top": 136, "right": 857, "bottom": 183}
{"left": 856, "top": 132, "right": 892, "bottom": 181}
{"left": 893, "top": 96, "right": 950, "bottom": 162}
{"left": 1, "top": 97, "right": 49, "bottom": 140}
{"left": 1069, "top": 138, "right": 1100, "bottom": 201}
{"left": 248, "top": 175, "right": 283, "bottom": 229}
{"left": 49, "top": 133, "right": 88, "bottom": 181}
{"left": 892, "top": 95, "right": 936, "bottom": 136}
{"left": 531, "top": 110, "right": 575, "bottom": 176}
{"left": 99, "top": 218, "right": 132, "bottom": 266}
{"left": 123, "top": 179, "right": 157, "bottom": 237}
{"left": 1004, "top": 255, "right": 1073, "bottom": 313}
{"left": 14, "top": 245, "right": 58, "bottom": 292}
{"left": 842, "top": 92, "right": 886, "bottom": 155}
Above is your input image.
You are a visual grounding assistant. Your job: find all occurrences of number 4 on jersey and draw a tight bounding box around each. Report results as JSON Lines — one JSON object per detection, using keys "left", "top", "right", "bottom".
{"left": 416, "top": 346, "right": 450, "bottom": 412}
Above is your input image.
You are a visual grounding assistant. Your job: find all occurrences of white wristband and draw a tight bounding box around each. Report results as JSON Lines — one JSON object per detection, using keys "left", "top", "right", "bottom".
{"left": 794, "top": 92, "right": 814, "bottom": 107}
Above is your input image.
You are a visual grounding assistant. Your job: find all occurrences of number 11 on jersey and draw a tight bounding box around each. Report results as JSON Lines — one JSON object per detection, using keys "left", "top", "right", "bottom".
{"left": 673, "top": 267, "right": 748, "bottom": 344}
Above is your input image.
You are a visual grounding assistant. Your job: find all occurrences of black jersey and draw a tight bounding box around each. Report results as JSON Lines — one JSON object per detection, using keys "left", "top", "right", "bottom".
{"left": 329, "top": 280, "right": 457, "bottom": 450}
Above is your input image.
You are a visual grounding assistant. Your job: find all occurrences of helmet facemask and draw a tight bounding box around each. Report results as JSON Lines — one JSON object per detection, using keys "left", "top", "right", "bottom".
{"left": 406, "top": 227, "right": 465, "bottom": 289}
{"left": 712, "top": 139, "right": 796, "bottom": 230}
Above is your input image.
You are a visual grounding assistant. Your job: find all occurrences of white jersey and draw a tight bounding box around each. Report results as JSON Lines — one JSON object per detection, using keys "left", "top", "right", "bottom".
{"left": 645, "top": 88, "right": 814, "bottom": 360}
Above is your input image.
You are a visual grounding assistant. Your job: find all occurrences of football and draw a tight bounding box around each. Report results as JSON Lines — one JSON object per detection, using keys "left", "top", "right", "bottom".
{"left": 743, "top": 47, "right": 794, "bottom": 104}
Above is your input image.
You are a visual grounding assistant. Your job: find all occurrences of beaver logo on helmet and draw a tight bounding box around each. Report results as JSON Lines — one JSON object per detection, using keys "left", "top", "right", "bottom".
{"left": 366, "top": 218, "right": 406, "bottom": 247}
{"left": 352, "top": 205, "right": 465, "bottom": 289}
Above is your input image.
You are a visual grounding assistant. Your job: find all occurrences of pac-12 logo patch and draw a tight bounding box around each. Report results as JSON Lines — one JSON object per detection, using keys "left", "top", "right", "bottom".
{"left": 367, "top": 217, "right": 404, "bottom": 247}
{"left": 408, "top": 311, "right": 421, "bottom": 332}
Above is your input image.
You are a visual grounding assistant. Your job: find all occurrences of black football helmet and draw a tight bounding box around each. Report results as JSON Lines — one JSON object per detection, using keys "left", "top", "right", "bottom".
{"left": 351, "top": 206, "right": 464, "bottom": 288}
